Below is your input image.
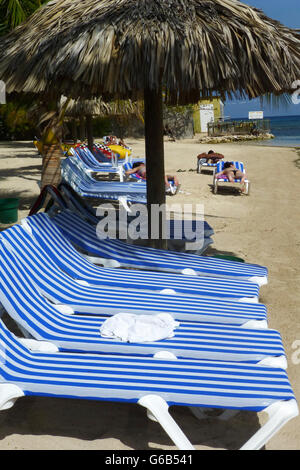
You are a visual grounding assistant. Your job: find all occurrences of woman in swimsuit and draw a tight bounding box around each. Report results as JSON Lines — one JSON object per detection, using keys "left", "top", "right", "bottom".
{"left": 215, "top": 161, "right": 246, "bottom": 190}
{"left": 125, "top": 162, "right": 179, "bottom": 189}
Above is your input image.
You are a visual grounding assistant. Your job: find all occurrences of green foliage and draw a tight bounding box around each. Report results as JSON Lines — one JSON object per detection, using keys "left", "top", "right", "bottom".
{"left": 0, "top": 0, "right": 49, "bottom": 35}
{"left": 92, "top": 116, "right": 113, "bottom": 138}
{"left": 0, "top": 100, "right": 36, "bottom": 139}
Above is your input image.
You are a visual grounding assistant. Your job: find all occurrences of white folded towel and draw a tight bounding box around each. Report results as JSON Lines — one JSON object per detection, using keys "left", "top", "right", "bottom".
{"left": 100, "top": 312, "right": 180, "bottom": 343}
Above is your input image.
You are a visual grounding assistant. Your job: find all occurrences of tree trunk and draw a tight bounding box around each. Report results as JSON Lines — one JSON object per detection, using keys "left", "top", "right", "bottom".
{"left": 144, "top": 88, "right": 167, "bottom": 250}
{"left": 79, "top": 116, "right": 86, "bottom": 141}
{"left": 86, "top": 114, "right": 94, "bottom": 152}
{"left": 41, "top": 143, "right": 63, "bottom": 190}
{"left": 71, "top": 120, "right": 78, "bottom": 141}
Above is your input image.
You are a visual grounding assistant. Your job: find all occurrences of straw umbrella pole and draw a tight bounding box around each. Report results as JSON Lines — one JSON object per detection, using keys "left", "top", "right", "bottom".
{"left": 1, "top": 0, "right": 300, "bottom": 248}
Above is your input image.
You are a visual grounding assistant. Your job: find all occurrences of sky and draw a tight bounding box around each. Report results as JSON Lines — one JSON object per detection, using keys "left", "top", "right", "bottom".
{"left": 224, "top": 0, "right": 300, "bottom": 118}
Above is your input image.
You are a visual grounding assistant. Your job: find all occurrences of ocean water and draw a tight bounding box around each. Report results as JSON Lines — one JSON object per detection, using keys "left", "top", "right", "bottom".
{"left": 243, "top": 115, "right": 300, "bottom": 148}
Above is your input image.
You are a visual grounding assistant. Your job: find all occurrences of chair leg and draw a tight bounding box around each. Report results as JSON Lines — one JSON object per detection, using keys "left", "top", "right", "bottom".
{"left": 246, "top": 182, "right": 250, "bottom": 195}
{"left": 0, "top": 384, "right": 24, "bottom": 411}
{"left": 118, "top": 196, "right": 132, "bottom": 213}
{"left": 138, "top": 395, "right": 194, "bottom": 450}
{"left": 240, "top": 399, "right": 298, "bottom": 450}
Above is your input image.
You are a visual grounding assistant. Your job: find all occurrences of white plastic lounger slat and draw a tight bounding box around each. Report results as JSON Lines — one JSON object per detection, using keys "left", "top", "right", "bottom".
{"left": 0, "top": 229, "right": 267, "bottom": 326}
{"left": 24, "top": 214, "right": 259, "bottom": 301}
{"left": 50, "top": 210, "right": 268, "bottom": 283}
{"left": 0, "top": 242, "right": 283, "bottom": 362}
{"left": 0, "top": 319, "right": 298, "bottom": 450}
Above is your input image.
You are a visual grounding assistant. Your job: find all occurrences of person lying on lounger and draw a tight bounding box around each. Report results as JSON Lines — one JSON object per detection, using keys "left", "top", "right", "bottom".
{"left": 215, "top": 161, "right": 246, "bottom": 190}
{"left": 125, "top": 162, "right": 180, "bottom": 189}
{"left": 104, "top": 135, "right": 129, "bottom": 148}
{"left": 197, "top": 150, "right": 224, "bottom": 164}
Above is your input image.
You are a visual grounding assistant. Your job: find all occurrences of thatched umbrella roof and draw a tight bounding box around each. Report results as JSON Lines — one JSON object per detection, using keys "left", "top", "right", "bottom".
{"left": 61, "top": 96, "right": 141, "bottom": 118}
{"left": 61, "top": 97, "right": 112, "bottom": 118}
{"left": 60, "top": 95, "right": 142, "bottom": 148}
{"left": 1, "top": 0, "right": 300, "bottom": 246}
{"left": 1, "top": 0, "right": 300, "bottom": 101}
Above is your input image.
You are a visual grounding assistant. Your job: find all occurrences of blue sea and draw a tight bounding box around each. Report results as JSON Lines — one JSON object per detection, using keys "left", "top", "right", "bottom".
{"left": 237, "top": 115, "right": 300, "bottom": 148}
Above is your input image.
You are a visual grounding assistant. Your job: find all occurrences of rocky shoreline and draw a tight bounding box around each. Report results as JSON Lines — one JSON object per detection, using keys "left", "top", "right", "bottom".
{"left": 198, "top": 133, "right": 274, "bottom": 144}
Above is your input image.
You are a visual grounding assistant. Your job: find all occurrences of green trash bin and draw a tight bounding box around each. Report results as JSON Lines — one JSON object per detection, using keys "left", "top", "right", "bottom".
{"left": 0, "top": 198, "right": 19, "bottom": 224}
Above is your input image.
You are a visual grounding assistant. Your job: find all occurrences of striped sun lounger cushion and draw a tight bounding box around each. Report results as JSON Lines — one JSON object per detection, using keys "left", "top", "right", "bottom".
{"left": 0, "top": 242, "right": 284, "bottom": 362}
{"left": 48, "top": 211, "right": 268, "bottom": 283}
{"left": 0, "top": 229, "right": 267, "bottom": 326}
{"left": 24, "top": 213, "right": 259, "bottom": 301}
{"left": 56, "top": 186, "right": 215, "bottom": 239}
{"left": 0, "top": 318, "right": 296, "bottom": 422}
{"left": 61, "top": 157, "right": 147, "bottom": 203}
{"left": 75, "top": 147, "right": 120, "bottom": 171}
{"left": 0, "top": 225, "right": 281, "bottom": 363}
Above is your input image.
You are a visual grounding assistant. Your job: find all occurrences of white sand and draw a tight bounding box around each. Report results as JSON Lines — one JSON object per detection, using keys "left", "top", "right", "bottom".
{"left": 0, "top": 138, "right": 299, "bottom": 450}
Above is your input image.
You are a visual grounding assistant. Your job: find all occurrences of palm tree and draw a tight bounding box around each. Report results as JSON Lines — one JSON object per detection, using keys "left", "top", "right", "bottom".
{"left": 0, "top": 0, "right": 48, "bottom": 34}
{"left": 1, "top": 1, "right": 64, "bottom": 192}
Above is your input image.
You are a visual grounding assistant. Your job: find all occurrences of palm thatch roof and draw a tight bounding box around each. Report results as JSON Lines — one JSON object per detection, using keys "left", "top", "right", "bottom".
{"left": 1, "top": 0, "right": 300, "bottom": 104}
{"left": 61, "top": 97, "right": 113, "bottom": 117}
{"left": 61, "top": 96, "right": 142, "bottom": 118}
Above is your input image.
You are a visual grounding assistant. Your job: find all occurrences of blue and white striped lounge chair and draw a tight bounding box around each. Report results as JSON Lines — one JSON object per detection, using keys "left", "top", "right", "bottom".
{"left": 213, "top": 161, "right": 250, "bottom": 195}
{"left": 0, "top": 241, "right": 285, "bottom": 363}
{"left": 54, "top": 185, "right": 214, "bottom": 252}
{"left": 61, "top": 156, "right": 147, "bottom": 208}
{"left": 93, "top": 143, "right": 115, "bottom": 162}
{"left": 22, "top": 214, "right": 259, "bottom": 302}
{"left": 0, "top": 229, "right": 267, "bottom": 327}
{"left": 57, "top": 182, "right": 215, "bottom": 237}
{"left": 89, "top": 146, "right": 114, "bottom": 164}
{"left": 70, "top": 148, "right": 125, "bottom": 181}
{"left": 47, "top": 211, "right": 268, "bottom": 286}
{"left": 123, "top": 161, "right": 144, "bottom": 181}
{"left": 197, "top": 158, "right": 219, "bottom": 174}
{"left": 73, "top": 146, "right": 124, "bottom": 178}
{"left": 123, "top": 160, "right": 178, "bottom": 195}
{"left": 0, "top": 319, "right": 297, "bottom": 450}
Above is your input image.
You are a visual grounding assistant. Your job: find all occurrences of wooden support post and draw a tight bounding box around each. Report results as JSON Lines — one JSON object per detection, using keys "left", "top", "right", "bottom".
{"left": 79, "top": 116, "right": 86, "bottom": 142}
{"left": 144, "top": 88, "right": 167, "bottom": 250}
{"left": 86, "top": 114, "right": 94, "bottom": 152}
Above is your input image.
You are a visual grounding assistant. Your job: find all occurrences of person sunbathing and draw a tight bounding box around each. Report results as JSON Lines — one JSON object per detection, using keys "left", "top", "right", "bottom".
{"left": 105, "top": 135, "right": 129, "bottom": 149}
{"left": 197, "top": 150, "right": 224, "bottom": 164}
{"left": 125, "top": 162, "right": 179, "bottom": 189}
{"left": 215, "top": 161, "right": 246, "bottom": 190}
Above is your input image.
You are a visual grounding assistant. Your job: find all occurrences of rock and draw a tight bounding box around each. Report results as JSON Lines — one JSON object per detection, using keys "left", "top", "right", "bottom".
{"left": 197, "top": 133, "right": 274, "bottom": 144}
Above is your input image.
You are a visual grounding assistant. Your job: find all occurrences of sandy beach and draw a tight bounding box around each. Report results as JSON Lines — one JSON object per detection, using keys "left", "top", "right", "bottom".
{"left": 0, "top": 137, "right": 299, "bottom": 450}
